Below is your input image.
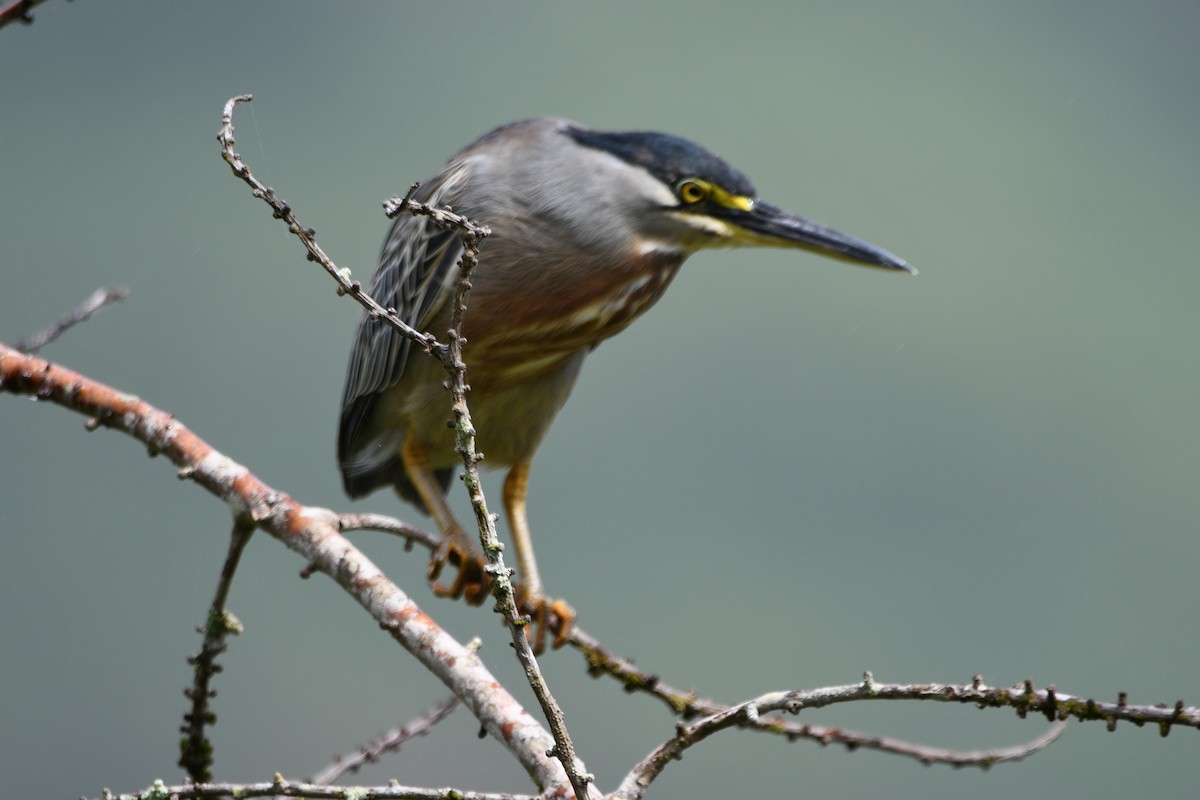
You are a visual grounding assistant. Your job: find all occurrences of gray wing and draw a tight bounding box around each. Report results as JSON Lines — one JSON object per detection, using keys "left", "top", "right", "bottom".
{"left": 337, "top": 169, "right": 468, "bottom": 493}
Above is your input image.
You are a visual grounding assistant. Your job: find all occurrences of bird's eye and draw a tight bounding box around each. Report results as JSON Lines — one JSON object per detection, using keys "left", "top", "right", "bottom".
{"left": 677, "top": 179, "right": 709, "bottom": 205}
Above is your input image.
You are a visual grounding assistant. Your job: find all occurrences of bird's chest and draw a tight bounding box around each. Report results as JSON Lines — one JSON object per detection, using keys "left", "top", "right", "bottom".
{"left": 464, "top": 249, "right": 683, "bottom": 381}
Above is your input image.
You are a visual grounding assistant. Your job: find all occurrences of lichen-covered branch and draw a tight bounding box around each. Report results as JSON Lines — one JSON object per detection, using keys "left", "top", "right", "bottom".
{"left": 179, "top": 519, "right": 253, "bottom": 782}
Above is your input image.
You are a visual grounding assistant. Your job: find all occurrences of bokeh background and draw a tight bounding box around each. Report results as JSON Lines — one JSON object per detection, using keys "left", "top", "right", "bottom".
{"left": 2, "top": 2, "right": 1198, "bottom": 798}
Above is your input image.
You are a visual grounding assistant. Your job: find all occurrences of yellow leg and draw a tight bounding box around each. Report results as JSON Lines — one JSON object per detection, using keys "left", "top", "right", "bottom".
{"left": 402, "top": 432, "right": 487, "bottom": 604}
{"left": 503, "top": 461, "right": 544, "bottom": 601}
{"left": 504, "top": 461, "right": 575, "bottom": 650}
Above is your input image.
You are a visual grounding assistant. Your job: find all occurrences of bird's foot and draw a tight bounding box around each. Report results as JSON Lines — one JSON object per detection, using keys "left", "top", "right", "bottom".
{"left": 427, "top": 525, "right": 489, "bottom": 606}
{"left": 426, "top": 527, "right": 574, "bottom": 652}
{"left": 516, "top": 587, "right": 576, "bottom": 654}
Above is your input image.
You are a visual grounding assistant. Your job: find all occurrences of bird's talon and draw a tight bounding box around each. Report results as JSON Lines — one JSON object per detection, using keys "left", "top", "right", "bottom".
{"left": 549, "top": 598, "right": 577, "bottom": 649}
{"left": 515, "top": 592, "right": 576, "bottom": 654}
{"left": 428, "top": 528, "right": 488, "bottom": 601}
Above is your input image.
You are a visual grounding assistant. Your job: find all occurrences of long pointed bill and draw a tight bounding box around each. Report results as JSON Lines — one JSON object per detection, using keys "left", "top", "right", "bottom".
{"left": 726, "top": 200, "right": 916, "bottom": 274}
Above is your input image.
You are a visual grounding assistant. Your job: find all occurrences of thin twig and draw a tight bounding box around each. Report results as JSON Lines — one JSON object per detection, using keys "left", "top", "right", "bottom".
{"left": 14, "top": 286, "right": 130, "bottom": 353}
{"left": 759, "top": 673, "right": 1200, "bottom": 733}
{"left": 863, "top": 719, "right": 1069, "bottom": 767}
{"left": 311, "top": 695, "right": 461, "bottom": 785}
{"left": 338, "top": 511, "right": 441, "bottom": 551}
{"left": 619, "top": 713, "right": 1068, "bottom": 800}
{"left": 614, "top": 681, "right": 1065, "bottom": 800}
{"left": 612, "top": 671, "right": 1198, "bottom": 799}
{"left": 179, "top": 518, "right": 254, "bottom": 782}
{"left": 216, "top": 96, "right": 443, "bottom": 363}
{"left": 574, "top": 627, "right": 1060, "bottom": 766}
{"left": 745, "top": 712, "right": 1069, "bottom": 769}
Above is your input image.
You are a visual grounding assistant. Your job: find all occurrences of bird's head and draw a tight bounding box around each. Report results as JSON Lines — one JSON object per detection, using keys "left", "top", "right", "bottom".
{"left": 563, "top": 124, "right": 915, "bottom": 274}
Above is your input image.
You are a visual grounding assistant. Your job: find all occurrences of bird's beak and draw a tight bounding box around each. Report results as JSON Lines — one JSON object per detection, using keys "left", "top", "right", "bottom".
{"left": 724, "top": 200, "right": 916, "bottom": 274}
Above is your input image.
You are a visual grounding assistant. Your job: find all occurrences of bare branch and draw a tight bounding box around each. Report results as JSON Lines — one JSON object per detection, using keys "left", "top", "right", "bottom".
{"left": 613, "top": 672, "right": 1198, "bottom": 799}
{"left": 571, "top": 627, "right": 703, "bottom": 718}
{"left": 14, "top": 286, "right": 130, "bottom": 353}
{"left": 216, "top": 96, "right": 443, "bottom": 362}
{"left": 760, "top": 673, "right": 1200, "bottom": 732}
{"left": 573, "top": 628, "right": 1082, "bottom": 769}
{"left": 744, "top": 713, "right": 1069, "bottom": 769}
{"left": 863, "top": 720, "right": 1069, "bottom": 768}
{"left": 311, "top": 695, "right": 461, "bottom": 786}
{"left": 89, "top": 776, "right": 537, "bottom": 800}
{"left": 337, "top": 511, "right": 441, "bottom": 551}
{"left": 0, "top": 342, "right": 571, "bottom": 796}
{"left": 619, "top": 715, "right": 1068, "bottom": 799}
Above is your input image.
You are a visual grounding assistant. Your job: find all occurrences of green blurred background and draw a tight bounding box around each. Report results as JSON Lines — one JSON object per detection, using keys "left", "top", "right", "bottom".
{"left": 2, "top": 2, "right": 1198, "bottom": 797}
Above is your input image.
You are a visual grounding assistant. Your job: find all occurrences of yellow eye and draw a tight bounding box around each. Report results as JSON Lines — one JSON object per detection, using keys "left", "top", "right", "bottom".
{"left": 677, "top": 179, "right": 709, "bottom": 205}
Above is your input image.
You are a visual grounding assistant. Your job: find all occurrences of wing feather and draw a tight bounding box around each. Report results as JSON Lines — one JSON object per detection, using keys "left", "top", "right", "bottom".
{"left": 337, "top": 165, "right": 470, "bottom": 479}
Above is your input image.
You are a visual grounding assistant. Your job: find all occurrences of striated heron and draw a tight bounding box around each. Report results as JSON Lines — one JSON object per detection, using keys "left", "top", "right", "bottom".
{"left": 339, "top": 118, "right": 914, "bottom": 647}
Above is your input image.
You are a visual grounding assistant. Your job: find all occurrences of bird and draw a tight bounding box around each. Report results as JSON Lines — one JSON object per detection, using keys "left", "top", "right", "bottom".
{"left": 338, "top": 117, "right": 913, "bottom": 649}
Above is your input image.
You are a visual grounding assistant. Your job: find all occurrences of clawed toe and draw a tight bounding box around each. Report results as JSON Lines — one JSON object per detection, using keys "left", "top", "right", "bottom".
{"left": 517, "top": 589, "right": 576, "bottom": 654}
{"left": 424, "top": 525, "right": 574, "bottom": 653}
{"left": 428, "top": 528, "right": 489, "bottom": 605}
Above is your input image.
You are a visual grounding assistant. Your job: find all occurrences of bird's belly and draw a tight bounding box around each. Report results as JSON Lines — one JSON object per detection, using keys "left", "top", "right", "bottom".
{"left": 404, "top": 348, "right": 589, "bottom": 468}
